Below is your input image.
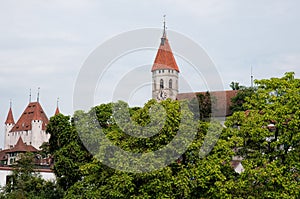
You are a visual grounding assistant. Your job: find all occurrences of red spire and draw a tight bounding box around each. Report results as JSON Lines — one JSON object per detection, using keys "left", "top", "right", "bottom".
{"left": 55, "top": 106, "right": 60, "bottom": 115}
{"left": 5, "top": 107, "right": 15, "bottom": 125}
{"left": 54, "top": 97, "right": 60, "bottom": 115}
{"left": 151, "top": 19, "right": 179, "bottom": 72}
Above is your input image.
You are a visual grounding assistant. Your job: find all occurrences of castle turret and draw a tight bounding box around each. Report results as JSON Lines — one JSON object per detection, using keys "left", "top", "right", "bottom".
{"left": 4, "top": 106, "right": 15, "bottom": 149}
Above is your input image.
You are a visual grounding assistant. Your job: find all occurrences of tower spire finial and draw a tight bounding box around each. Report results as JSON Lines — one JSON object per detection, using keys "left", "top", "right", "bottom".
{"left": 57, "top": 97, "right": 59, "bottom": 107}
{"left": 37, "top": 87, "right": 40, "bottom": 102}
{"left": 29, "top": 88, "right": 32, "bottom": 103}
{"left": 163, "top": 14, "right": 166, "bottom": 37}
{"left": 10, "top": 99, "right": 12, "bottom": 108}
{"left": 251, "top": 66, "right": 254, "bottom": 88}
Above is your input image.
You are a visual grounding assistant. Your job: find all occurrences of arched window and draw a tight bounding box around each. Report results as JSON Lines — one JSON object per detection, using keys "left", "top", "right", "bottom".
{"left": 169, "top": 79, "right": 172, "bottom": 89}
{"left": 160, "top": 79, "right": 164, "bottom": 89}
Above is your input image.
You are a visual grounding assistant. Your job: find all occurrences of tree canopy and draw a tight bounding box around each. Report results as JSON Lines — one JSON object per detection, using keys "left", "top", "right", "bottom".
{"left": 4, "top": 72, "right": 299, "bottom": 198}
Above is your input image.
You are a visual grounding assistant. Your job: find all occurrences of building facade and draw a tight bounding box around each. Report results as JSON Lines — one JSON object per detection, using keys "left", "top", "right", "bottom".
{"left": 4, "top": 101, "right": 59, "bottom": 150}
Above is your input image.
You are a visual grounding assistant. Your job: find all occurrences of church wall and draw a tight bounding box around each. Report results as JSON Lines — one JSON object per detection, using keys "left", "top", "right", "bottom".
{"left": 152, "top": 69, "right": 179, "bottom": 100}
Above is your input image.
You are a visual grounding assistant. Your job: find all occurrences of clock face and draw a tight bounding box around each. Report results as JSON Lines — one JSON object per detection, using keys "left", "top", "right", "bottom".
{"left": 157, "top": 90, "right": 168, "bottom": 100}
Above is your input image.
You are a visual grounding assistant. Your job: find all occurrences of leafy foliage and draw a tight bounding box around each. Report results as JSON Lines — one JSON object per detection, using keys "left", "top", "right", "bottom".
{"left": 224, "top": 72, "right": 300, "bottom": 198}
{"left": 0, "top": 153, "right": 63, "bottom": 199}
{"left": 46, "top": 114, "right": 92, "bottom": 191}
{"left": 188, "top": 91, "right": 213, "bottom": 120}
{"left": 230, "top": 86, "right": 256, "bottom": 113}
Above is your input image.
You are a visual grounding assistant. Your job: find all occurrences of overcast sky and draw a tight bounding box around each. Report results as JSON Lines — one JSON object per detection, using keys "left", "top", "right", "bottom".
{"left": 1, "top": 1, "right": 300, "bottom": 147}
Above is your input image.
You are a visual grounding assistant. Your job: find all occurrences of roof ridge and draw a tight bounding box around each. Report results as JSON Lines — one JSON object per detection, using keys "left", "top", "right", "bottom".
{"left": 10, "top": 101, "right": 49, "bottom": 132}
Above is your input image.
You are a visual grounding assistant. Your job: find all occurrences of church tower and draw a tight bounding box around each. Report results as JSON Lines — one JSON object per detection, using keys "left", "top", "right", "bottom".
{"left": 152, "top": 18, "right": 180, "bottom": 101}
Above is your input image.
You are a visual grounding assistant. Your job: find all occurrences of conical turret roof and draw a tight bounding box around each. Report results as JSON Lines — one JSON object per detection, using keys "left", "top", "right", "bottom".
{"left": 5, "top": 107, "right": 15, "bottom": 125}
{"left": 151, "top": 32, "right": 179, "bottom": 72}
{"left": 55, "top": 106, "right": 60, "bottom": 115}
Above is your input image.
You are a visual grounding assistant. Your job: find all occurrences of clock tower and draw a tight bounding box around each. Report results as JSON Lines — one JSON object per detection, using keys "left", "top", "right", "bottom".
{"left": 152, "top": 18, "right": 180, "bottom": 101}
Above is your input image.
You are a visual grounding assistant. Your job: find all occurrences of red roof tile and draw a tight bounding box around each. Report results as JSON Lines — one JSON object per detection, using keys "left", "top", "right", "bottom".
{"left": 5, "top": 107, "right": 15, "bottom": 124}
{"left": 9, "top": 137, "right": 38, "bottom": 153}
{"left": 177, "top": 90, "right": 238, "bottom": 117}
{"left": 10, "top": 102, "right": 49, "bottom": 132}
{"left": 151, "top": 35, "right": 179, "bottom": 72}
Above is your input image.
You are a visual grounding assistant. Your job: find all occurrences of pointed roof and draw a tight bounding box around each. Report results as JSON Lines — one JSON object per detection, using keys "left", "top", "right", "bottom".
{"left": 9, "top": 137, "right": 38, "bottom": 153}
{"left": 55, "top": 106, "right": 60, "bottom": 115}
{"left": 33, "top": 104, "right": 42, "bottom": 120}
{"left": 10, "top": 102, "right": 49, "bottom": 132}
{"left": 151, "top": 33, "right": 180, "bottom": 72}
{"left": 5, "top": 107, "right": 15, "bottom": 125}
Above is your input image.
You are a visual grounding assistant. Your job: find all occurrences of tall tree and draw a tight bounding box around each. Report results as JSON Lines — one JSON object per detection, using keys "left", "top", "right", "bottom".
{"left": 224, "top": 72, "right": 300, "bottom": 198}
{"left": 46, "top": 114, "right": 92, "bottom": 191}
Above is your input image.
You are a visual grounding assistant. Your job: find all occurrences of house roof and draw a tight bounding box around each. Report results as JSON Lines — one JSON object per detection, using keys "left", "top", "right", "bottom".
{"left": 177, "top": 90, "right": 238, "bottom": 117}
{"left": 5, "top": 107, "right": 15, "bottom": 124}
{"left": 10, "top": 102, "right": 49, "bottom": 132}
{"left": 151, "top": 33, "right": 180, "bottom": 72}
{"left": 8, "top": 137, "right": 38, "bottom": 153}
{"left": 0, "top": 149, "right": 9, "bottom": 161}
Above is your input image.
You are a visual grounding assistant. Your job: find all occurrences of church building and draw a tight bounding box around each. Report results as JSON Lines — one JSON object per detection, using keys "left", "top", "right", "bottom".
{"left": 151, "top": 19, "right": 238, "bottom": 119}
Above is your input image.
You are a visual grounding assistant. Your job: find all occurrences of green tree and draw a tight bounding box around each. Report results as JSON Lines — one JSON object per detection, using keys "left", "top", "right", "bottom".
{"left": 65, "top": 100, "right": 238, "bottom": 198}
{"left": 46, "top": 114, "right": 92, "bottom": 191}
{"left": 188, "top": 91, "right": 213, "bottom": 120}
{"left": 224, "top": 72, "right": 300, "bottom": 198}
{"left": 0, "top": 153, "right": 63, "bottom": 199}
{"left": 229, "top": 81, "right": 242, "bottom": 90}
{"left": 230, "top": 86, "right": 256, "bottom": 113}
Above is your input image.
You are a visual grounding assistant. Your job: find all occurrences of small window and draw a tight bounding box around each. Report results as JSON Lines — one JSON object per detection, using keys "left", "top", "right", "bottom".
{"left": 169, "top": 79, "right": 172, "bottom": 89}
{"left": 160, "top": 79, "right": 164, "bottom": 89}
{"left": 162, "top": 70, "right": 164, "bottom": 73}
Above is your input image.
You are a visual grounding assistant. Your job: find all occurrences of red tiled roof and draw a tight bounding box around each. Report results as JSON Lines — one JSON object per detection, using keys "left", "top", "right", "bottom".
{"left": 177, "top": 90, "right": 238, "bottom": 117}
{"left": 0, "top": 149, "right": 9, "bottom": 161}
{"left": 10, "top": 102, "right": 49, "bottom": 132}
{"left": 5, "top": 107, "right": 15, "bottom": 124}
{"left": 151, "top": 35, "right": 180, "bottom": 72}
{"left": 8, "top": 137, "right": 38, "bottom": 153}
